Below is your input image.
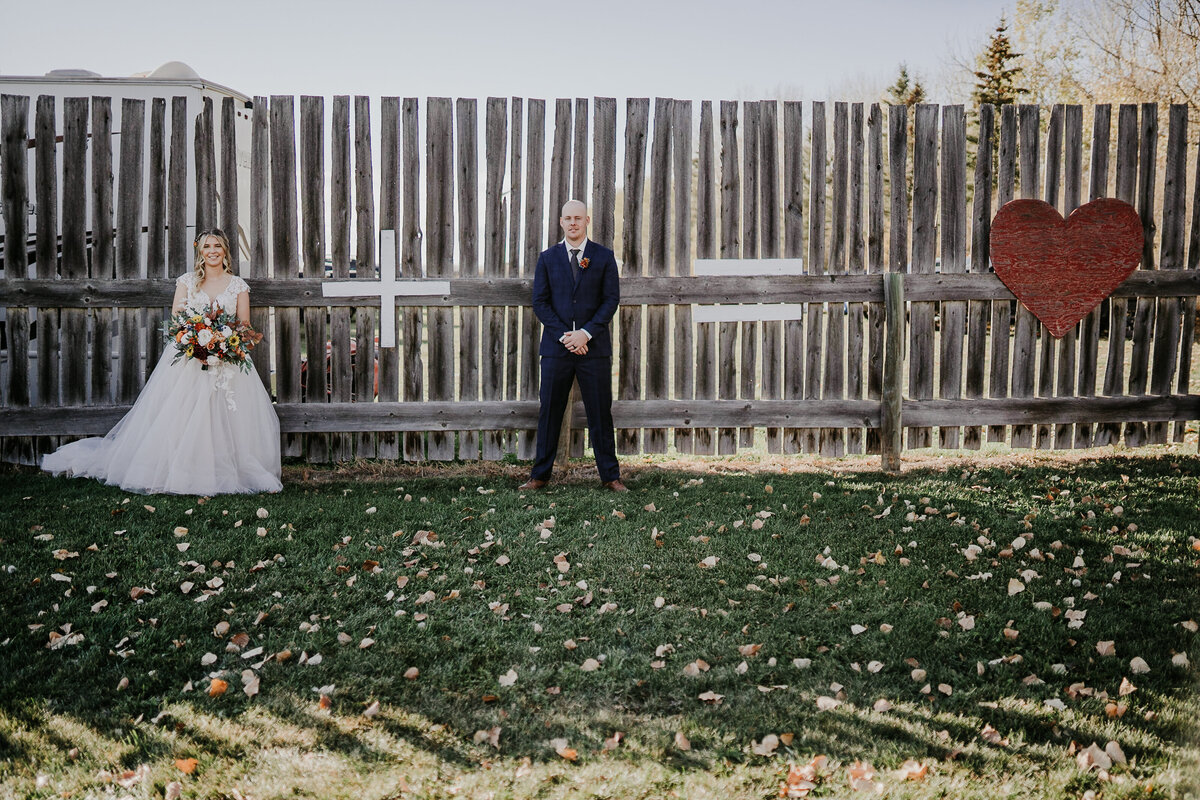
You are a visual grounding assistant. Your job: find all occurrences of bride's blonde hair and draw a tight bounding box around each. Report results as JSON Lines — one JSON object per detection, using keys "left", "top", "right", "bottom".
{"left": 193, "top": 228, "right": 234, "bottom": 280}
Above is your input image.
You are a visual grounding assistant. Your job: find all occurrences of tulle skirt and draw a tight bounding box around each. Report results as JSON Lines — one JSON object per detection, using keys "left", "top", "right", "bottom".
{"left": 42, "top": 350, "right": 282, "bottom": 495}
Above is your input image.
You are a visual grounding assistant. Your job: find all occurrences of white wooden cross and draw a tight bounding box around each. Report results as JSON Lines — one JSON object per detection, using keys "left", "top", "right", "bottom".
{"left": 692, "top": 258, "right": 806, "bottom": 322}
{"left": 321, "top": 231, "right": 450, "bottom": 348}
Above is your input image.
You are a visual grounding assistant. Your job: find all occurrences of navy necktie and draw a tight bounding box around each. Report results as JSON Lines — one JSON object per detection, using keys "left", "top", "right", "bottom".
{"left": 570, "top": 248, "right": 581, "bottom": 286}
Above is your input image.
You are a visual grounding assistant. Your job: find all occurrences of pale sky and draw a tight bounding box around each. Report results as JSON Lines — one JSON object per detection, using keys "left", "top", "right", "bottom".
{"left": 2, "top": 0, "right": 1015, "bottom": 103}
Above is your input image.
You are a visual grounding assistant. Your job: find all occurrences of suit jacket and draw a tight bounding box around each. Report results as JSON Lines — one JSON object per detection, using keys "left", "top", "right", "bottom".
{"left": 532, "top": 240, "right": 620, "bottom": 358}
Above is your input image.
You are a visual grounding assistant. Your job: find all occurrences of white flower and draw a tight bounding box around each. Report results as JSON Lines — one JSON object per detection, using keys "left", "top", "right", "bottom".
{"left": 220, "top": 326, "right": 233, "bottom": 337}
{"left": 206, "top": 355, "right": 219, "bottom": 366}
{"left": 197, "top": 329, "right": 214, "bottom": 347}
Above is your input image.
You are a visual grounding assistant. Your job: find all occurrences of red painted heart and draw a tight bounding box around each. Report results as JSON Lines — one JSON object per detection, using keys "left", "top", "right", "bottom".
{"left": 990, "top": 198, "right": 1143, "bottom": 338}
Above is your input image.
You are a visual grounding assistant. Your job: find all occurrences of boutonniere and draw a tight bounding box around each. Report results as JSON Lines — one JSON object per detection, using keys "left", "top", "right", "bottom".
{"left": 579, "top": 257, "right": 590, "bottom": 269}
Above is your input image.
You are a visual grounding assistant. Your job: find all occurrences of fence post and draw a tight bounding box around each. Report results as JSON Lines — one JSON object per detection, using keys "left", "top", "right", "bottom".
{"left": 881, "top": 272, "right": 904, "bottom": 472}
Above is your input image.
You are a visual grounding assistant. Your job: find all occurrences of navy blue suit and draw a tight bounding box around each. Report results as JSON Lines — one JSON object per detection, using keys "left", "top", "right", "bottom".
{"left": 530, "top": 240, "right": 620, "bottom": 482}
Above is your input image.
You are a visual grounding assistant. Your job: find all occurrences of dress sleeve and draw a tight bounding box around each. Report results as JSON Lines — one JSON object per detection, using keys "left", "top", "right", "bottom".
{"left": 230, "top": 275, "right": 250, "bottom": 296}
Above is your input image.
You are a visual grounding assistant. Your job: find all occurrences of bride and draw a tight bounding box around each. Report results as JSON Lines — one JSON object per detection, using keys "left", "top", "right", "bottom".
{"left": 42, "top": 229, "right": 282, "bottom": 495}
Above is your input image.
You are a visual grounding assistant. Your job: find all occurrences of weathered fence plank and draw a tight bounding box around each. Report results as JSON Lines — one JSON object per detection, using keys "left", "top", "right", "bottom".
{"left": 248, "top": 97, "right": 272, "bottom": 394}
{"left": 505, "top": 96, "right": 524, "bottom": 451}
{"left": 717, "top": 100, "right": 740, "bottom": 455}
{"left": 865, "top": 103, "right": 883, "bottom": 455}
{"left": 518, "top": 99, "right": 545, "bottom": 460}
{"left": 805, "top": 101, "right": 827, "bottom": 454}
{"left": 329, "top": 95, "right": 353, "bottom": 461}
{"left": 673, "top": 99, "right": 695, "bottom": 454}
{"left": 695, "top": 100, "right": 717, "bottom": 456}
{"left": 1075, "top": 104, "right": 1111, "bottom": 448}
{"left": 34, "top": 95, "right": 60, "bottom": 460}
{"left": 619, "top": 98, "right": 649, "bottom": 455}
{"left": 907, "top": 103, "right": 937, "bottom": 449}
{"left": 886, "top": 103, "right": 908, "bottom": 455}
{"left": 1035, "top": 104, "right": 1063, "bottom": 449}
{"left": 1054, "top": 104, "right": 1083, "bottom": 449}
{"left": 1009, "top": 104, "right": 1040, "bottom": 448}
{"left": 376, "top": 96, "right": 401, "bottom": 460}
{"left": 402, "top": 97, "right": 425, "bottom": 461}
{"left": 939, "top": 105, "right": 966, "bottom": 450}
{"left": 456, "top": 98, "right": 480, "bottom": 460}
{"left": 168, "top": 96, "right": 189, "bottom": 274}
{"left": 195, "top": 97, "right": 217, "bottom": 233}
{"left": 271, "top": 96, "right": 302, "bottom": 458}
{"left": 220, "top": 98, "right": 239, "bottom": 273}
{"left": 845, "top": 102, "right": 865, "bottom": 455}
{"left": 61, "top": 97, "right": 89, "bottom": 407}
{"left": 988, "top": 104, "right": 1017, "bottom": 443}
{"left": 481, "top": 97, "right": 508, "bottom": 461}
{"left": 822, "top": 101, "right": 848, "bottom": 457}
{"left": 782, "top": 100, "right": 806, "bottom": 454}
{"left": 426, "top": 97, "right": 456, "bottom": 460}
{"left": 740, "top": 99, "right": 760, "bottom": 450}
{"left": 300, "top": 95, "right": 328, "bottom": 463}
{"left": 145, "top": 98, "right": 167, "bottom": 373}
{"left": 90, "top": 96, "right": 114, "bottom": 407}
{"left": 645, "top": 97, "right": 672, "bottom": 455}
{"left": 2, "top": 95, "right": 32, "bottom": 462}
{"left": 964, "top": 103, "right": 994, "bottom": 450}
{"left": 1148, "top": 104, "right": 1188, "bottom": 443}
{"left": 1178, "top": 118, "right": 1200, "bottom": 442}
{"left": 1096, "top": 104, "right": 1139, "bottom": 446}
{"left": 592, "top": 97, "right": 619, "bottom": 457}
{"left": 116, "top": 98, "right": 145, "bottom": 406}
{"left": 1125, "top": 103, "right": 1160, "bottom": 447}
{"left": 354, "top": 95, "right": 378, "bottom": 459}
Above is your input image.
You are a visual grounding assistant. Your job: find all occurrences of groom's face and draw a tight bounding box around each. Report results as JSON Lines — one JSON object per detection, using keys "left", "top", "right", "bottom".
{"left": 560, "top": 203, "right": 589, "bottom": 243}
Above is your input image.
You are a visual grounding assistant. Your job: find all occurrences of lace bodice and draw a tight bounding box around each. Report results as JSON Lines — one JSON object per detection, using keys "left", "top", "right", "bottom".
{"left": 177, "top": 272, "right": 249, "bottom": 313}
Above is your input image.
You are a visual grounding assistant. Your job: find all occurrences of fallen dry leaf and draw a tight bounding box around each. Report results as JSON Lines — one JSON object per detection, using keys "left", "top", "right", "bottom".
{"left": 602, "top": 731, "right": 623, "bottom": 751}
{"left": 580, "top": 658, "right": 601, "bottom": 672}
{"left": 174, "top": 758, "right": 198, "bottom": 775}
{"left": 1129, "top": 656, "right": 1150, "bottom": 674}
{"left": 751, "top": 733, "right": 779, "bottom": 756}
{"left": 474, "top": 726, "right": 502, "bottom": 749}
{"left": 498, "top": 668, "right": 518, "bottom": 687}
{"left": 698, "top": 690, "right": 724, "bottom": 705}
{"left": 1096, "top": 640, "right": 1116, "bottom": 657}
{"left": 208, "top": 679, "right": 228, "bottom": 697}
{"left": 895, "top": 759, "right": 928, "bottom": 781}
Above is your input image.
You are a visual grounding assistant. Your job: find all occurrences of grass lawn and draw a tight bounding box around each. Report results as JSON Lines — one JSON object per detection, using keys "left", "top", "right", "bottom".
{"left": 1, "top": 451, "right": 1198, "bottom": 799}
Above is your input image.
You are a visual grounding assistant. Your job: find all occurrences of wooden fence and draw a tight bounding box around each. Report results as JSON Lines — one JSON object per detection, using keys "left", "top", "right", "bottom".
{"left": 1, "top": 95, "right": 1198, "bottom": 468}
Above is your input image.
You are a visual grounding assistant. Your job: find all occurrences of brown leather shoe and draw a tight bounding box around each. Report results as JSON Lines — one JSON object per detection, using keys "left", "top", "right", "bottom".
{"left": 518, "top": 478, "right": 548, "bottom": 491}
{"left": 602, "top": 479, "right": 629, "bottom": 493}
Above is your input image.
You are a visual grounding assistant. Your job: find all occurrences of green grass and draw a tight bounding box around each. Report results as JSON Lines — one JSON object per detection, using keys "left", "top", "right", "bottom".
{"left": 1, "top": 454, "right": 1198, "bottom": 799}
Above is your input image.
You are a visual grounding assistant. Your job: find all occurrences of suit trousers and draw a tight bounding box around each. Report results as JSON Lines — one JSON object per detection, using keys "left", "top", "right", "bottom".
{"left": 531, "top": 355, "right": 619, "bottom": 482}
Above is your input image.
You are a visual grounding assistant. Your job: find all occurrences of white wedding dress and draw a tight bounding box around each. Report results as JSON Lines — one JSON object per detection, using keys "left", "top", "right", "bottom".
{"left": 42, "top": 273, "right": 282, "bottom": 495}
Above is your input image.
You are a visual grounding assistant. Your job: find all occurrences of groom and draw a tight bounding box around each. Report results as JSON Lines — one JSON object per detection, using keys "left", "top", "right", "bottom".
{"left": 519, "top": 199, "right": 626, "bottom": 492}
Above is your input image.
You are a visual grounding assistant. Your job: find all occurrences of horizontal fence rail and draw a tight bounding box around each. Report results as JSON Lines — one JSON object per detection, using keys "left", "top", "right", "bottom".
{"left": 2, "top": 93, "right": 1198, "bottom": 469}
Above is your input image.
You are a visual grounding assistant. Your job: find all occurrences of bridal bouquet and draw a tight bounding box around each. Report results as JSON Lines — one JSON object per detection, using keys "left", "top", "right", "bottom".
{"left": 163, "top": 305, "right": 263, "bottom": 372}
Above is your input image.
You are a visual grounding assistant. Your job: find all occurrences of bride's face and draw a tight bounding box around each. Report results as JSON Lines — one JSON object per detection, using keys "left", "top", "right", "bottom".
{"left": 200, "top": 236, "right": 226, "bottom": 271}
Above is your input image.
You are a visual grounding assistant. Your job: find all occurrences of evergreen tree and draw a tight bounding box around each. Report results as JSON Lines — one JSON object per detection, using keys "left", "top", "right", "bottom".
{"left": 886, "top": 64, "right": 927, "bottom": 107}
{"left": 972, "top": 19, "right": 1028, "bottom": 107}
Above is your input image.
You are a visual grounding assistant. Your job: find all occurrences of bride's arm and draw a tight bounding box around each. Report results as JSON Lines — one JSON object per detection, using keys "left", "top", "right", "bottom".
{"left": 171, "top": 282, "right": 188, "bottom": 313}
{"left": 237, "top": 290, "right": 250, "bottom": 325}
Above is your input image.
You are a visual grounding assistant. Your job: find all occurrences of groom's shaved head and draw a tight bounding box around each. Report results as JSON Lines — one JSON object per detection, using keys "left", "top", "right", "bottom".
{"left": 561, "top": 199, "right": 587, "bottom": 216}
